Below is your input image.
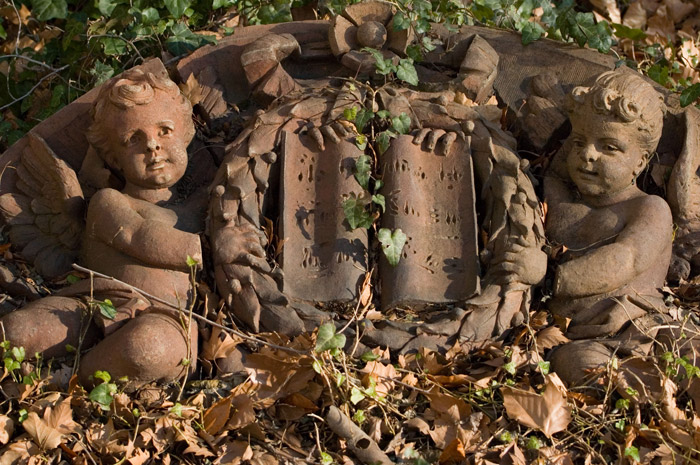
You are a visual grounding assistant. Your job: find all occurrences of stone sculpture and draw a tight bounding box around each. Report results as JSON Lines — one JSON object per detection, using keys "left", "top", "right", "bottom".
{"left": 543, "top": 70, "right": 675, "bottom": 384}
{"left": 0, "top": 68, "right": 217, "bottom": 385}
{"left": 0, "top": 1, "right": 699, "bottom": 386}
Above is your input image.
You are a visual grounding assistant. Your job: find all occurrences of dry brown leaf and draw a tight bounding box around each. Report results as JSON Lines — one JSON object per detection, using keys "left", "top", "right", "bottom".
{"left": 362, "top": 360, "right": 397, "bottom": 397}
{"left": 405, "top": 417, "right": 431, "bottom": 435}
{"left": 0, "top": 416, "right": 14, "bottom": 446}
{"left": 646, "top": 6, "right": 676, "bottom": 43}
{"left": 203, "top": 394, "right": 233, "bottom": 436}
{"left": 623, "top": 1, "right": 648, "bottom": 29}
{"left": 439, "top": 438, "right": 466, "bottom": 464}
{"left": 215, "top": 440, "right": 254, "bottom": 465}
{"left": 502, "top": 377, "right": 571, "bottom": 438}
{"left": 201, "top": 312, "right": 243, "bottom": 361}
{"left": 665, "top": 0, "right": 694, "bottom": 23}
{"left": 128, "top": 448, "right": 151, "bottom": 465}
{"left": 590, "top": 0, "right": 621, "bottom": 22}
{"left": 535, "top": 326, "right": 569, "bottom": 351}
{"left": 0, "top": 437, "right": 41, "bottom": 464}
{"left": 227, "top": 394, "right": 255, "bottom": 430}
{"left": 22, "top": 412, "right": 62, "bottom": 450}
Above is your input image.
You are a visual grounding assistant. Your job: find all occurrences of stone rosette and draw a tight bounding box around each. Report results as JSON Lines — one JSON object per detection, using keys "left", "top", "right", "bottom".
{"left": 328, "top": 2, "right": 413, "bottom": 73}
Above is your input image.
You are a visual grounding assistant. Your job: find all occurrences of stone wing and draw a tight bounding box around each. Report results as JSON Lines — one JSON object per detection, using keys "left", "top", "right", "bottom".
{"left": 0, "top": 133, "right": 85, "bottom": 278}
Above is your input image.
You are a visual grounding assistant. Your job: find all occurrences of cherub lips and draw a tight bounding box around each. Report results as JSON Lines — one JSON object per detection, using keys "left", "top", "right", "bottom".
{"left": 577, "top": 167, "right": 598, "bottom": 177}
{"left": 147, "top": 161, "right": 167, "bottom": 171}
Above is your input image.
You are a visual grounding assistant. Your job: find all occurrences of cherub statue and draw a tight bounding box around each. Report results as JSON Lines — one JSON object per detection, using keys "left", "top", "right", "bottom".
{"left": 544, "top": 69, "right": 673, "bottom": 384}
{"left": 0, "top": 69, "right": 211, "bottom": 386}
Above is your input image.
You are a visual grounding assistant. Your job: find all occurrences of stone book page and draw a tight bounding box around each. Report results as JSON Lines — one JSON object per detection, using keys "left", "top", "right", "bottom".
{"left": 379, "top": 136, "right": 480, "bottom": 310}
{"left": 280, "top": 131, "right": 368, "bottom": 301}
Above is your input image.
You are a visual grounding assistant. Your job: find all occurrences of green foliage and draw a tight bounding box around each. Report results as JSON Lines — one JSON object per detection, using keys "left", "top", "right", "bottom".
{"left": 377, "top": 228, "right": 407, "bottom": 266}
{"left": 89, "top": 371, "right": 118, "bottom": 411}
{"left": 315, "top": 323, "right": 346, "bottom": 353}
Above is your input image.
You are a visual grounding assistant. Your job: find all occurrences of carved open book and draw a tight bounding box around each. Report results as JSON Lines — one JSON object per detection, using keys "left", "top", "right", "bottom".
{"left": 280, "top": 131, "right": 480, "bottom": 310}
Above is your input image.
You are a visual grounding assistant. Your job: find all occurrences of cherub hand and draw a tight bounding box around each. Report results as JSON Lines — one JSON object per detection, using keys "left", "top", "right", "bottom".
{"left": 306, "top": 121, "right": 350, "bottom": 151}
{"left": 567, "top": 299, "right": 647, "bottom": 340}
{"left": 490, "top": 239, "right": 547, "bottom": 286}
{"left": 212, "top": 223, "right": 270, "bottom": 273}
{"left": 412, "top": 128, "right": 461, "bottom": 155}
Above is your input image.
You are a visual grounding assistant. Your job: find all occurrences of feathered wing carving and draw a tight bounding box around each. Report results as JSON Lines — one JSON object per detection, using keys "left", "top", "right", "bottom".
{"left": 0, "top": 133, "right": 85, "bottom": 278}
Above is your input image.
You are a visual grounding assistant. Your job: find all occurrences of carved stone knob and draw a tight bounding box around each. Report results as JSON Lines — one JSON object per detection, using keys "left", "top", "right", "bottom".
{"left": 357, "top": 21, "right": 387, "bottom": 48}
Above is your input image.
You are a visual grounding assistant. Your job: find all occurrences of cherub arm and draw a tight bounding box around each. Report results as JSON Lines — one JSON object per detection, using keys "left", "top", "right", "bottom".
{"left": 554, "top": 195, "right": 672, "bottom": 297}
{"left": 86, "top": 188, "right": 202, "bottom": 272}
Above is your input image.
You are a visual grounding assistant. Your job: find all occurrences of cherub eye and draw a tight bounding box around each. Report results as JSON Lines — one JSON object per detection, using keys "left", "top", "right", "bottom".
{"left": 571, "top": 138, "right": 584, "bottom": 148}
{"left": 160, "top": 126, "right": 173, "bottom": 136}
{"left": 127, "top": 133, "right": 140, "bottom": 146}
{"left": 604, "top": 144, "right": 620, "bottom": 152}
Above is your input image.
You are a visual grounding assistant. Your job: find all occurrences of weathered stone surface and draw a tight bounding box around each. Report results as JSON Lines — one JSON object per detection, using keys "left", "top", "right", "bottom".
{"left": 329, "top": 15, "right": 358, "bottom": 56}
{"left": 342, "top": 2, "right": 393, "bottom": 26}
{"left": 379, "top": 136, "right": 479, "bottom": 310}
{"left": 458, "top": 35, "right": 499, "bottom": 104}
{"left": 280, "top": 132, "right": 367, "bottom": 302}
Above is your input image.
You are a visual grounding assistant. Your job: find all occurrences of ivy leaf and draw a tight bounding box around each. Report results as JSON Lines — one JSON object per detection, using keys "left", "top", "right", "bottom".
{"left": 371, "top": 194, "right": 385, "bottom": 213}
{"left": 31, "top": 0, "right": 68, "bottom": 20}
{"left": 378, "top": 228, "right": 407, "bottom": 266}
{"left": 89, "top": 382, "right": 117, "bottom": 410}
{"left": 391, "top": 113, "right": 411, "bottom": 135}
{"left": 396, "top": 58, "right": 418, "bottom": 86}
{"left": 66, "top": 273, "right": 81, "bottom": 284}
{"left": 355, "top": 108, "right": 374, "bottom": 132}
{"left": 342, "top": 194, "right": 374, "bottom": 230}
{"left": 376, "top": 131, "right": 396, "bottom": 155}
{"left": 140, "top": 7, "right": 160, "bottom": 25}
{"left": 355, "top": 134, "right": 367, "bottom": 150}
{"left": 354, "top": 155, "right": 372, "bottom": 190}
{"left": 186, "top": 255, "right": 199, "bottom": 267}
{"left": 350, "top": 386, "right": 366, "bottom": 404}
{"left": 0, "top": 25, "right": 6, "bottom": 41}
{"left": 164, "top": 0, "right": 192, "bottom": 17}
{"left": 93, "top": 370, "right": 111, "bottom": 383}
{"left": 393, "top": 12, "right": 411, "bottom": 31}
{"left": 166, "top": 23, "right": 216, "bottom": 55}
{"left": 375, "top": 110, "right": 390, "bottom": 120}
{"left": 624, "top": 446, "right": 640, "bottom": 463}
{"left": 586, "top": 21, "right": 613, "bottom": 54}
{"left": 343, "top": 106, "right": 358, "bottom": 121}
{"left": 647, "top": 64, "right": 669, "bottom": 86}
{"left": 213, "top": 0, "right": 236, "bottom": 8}
{"left": 98, "top": 299, "right": 117, "bottom": 320}
{"left": 11, "top": 347, "right": 25, "bottom": 363}
{"left": 97, "top": 0, "right": 121, "bottom": 16}
{"left": 611, "top": 23, "right": 646, "bottom": 41}
{"left": 363, "top": 47, "right": 395, "bottom": 75}
{"left": 680, "top": 83, "right": 700, "bottom": 107}
{"left": 315, "top": 323, "right": 346, "bottom": 353}
{"left": 100, "top": 37, "right": 128, "bottom": 56}
{"left": 90, "top": 61, "right": 115, "bottom": 86}
{"left": 521, "top": 21, "right": 544, "bottom": 45}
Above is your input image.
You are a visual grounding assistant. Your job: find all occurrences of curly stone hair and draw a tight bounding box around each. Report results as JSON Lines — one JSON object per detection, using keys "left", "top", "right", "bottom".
{"left": 567, "top": 69, "right": 666, "bottom": 156}
{"left": 86, "top": 68, "right": 195, "bottom": 171}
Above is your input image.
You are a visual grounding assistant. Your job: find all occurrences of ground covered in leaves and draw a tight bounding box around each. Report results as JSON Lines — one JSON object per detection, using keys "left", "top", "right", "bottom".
{"left": 3, "top": 0, "right": 700, "bottom": 464}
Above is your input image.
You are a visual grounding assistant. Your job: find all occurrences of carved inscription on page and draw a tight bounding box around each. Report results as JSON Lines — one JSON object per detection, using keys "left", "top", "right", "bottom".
{"left": 280, "top": 132, "right": 368, "bottom": 301}
{"left": 379, "top": 136, "right": 480, "bottom": 309}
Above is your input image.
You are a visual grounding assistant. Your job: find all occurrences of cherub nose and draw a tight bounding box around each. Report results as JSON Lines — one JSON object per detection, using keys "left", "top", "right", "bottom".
{"left": 146, "top": 138, "right": 161, "bottom": 152}
{"left": 581, "top": 144, "right": 600, "bottom": 162}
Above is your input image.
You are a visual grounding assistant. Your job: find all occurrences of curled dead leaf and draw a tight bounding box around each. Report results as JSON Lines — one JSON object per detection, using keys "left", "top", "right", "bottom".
{"left": 502, "top": 377, "right": 571, "bottom": 438}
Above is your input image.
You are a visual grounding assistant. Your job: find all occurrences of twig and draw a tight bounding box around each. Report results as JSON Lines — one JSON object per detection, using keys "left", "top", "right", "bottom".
{"left": 0, "top": 55, "right": 66, "bottom": 71}
{"left": 71, "top": 264, "right": 306, "bottom": 356}
{"left": 0, "top": 64, "right": 69, "bottom": 112}
{"left": 326, "top": 406, "right": 392, "bottom": 465}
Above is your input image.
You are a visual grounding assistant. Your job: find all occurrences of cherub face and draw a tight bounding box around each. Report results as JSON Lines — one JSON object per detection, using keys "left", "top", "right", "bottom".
{"left": 104, "top": 92, "right": 190, "bottom": 190}
{"left": 566, "top": 109, "right": 647, "bottom": 199}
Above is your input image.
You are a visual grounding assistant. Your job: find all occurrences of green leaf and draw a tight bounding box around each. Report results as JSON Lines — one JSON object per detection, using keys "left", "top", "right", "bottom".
{"left": 312, "top": 358, "right": 323, "bottom": 373}
{"left": 355, "top": 134, "right": 367, "bottom": 150}
{"left": 166, "top": 22, "right": 216, "bottom": 55}
{"left": 352, "top": 409, "right": 366, "bottom": 424}
{"left": 406, "top": 44, "right": 423, "bottom": 62}
{"left": 343, "top": 106, "right": 358, "bottom": 121}
{"left": 378, "top": 228, "right": 407, "bottom": 266}
{"left": 93, "top": 370, "right": 111, "bottom": 383}
{"left": 503, "top": 360, "right": 516, "bottom": 375}
{"left": 213, "top": 0, "right": 236, "bottom": 7}
{"left": 371, "top": 194, "right": 385, "bottom": 213}
{"left": 612, "top": 23, "right": 646, "bottom": 40}
{"left": 11, "top": 347, "right": 24, "bottom": 363}
{"left": 315, "top": 323, "right": 346, "bottom": 353}
{"left": 391, "top": 113, "right": 411, "bottom": 135}
{"left": 375, "top": 131, "right": 395, "bottom": 155}
{"left": 164, "top": 0, "right": 192, "bottom": 17}
{"left": 320, "top": 451, "right": 333, "bottom": 465}
{"left": 100, "top": 37, "right": 128, "bottom": 56}
{"left": 186, "top": 255, "right": 199, "bottom": 267}
{"left": 170, "top": 403, "right": 183, "bottom": 417}
{"left": 624, "top": 446, "right": 640, "bottom": 463}
{"left": 31, "top": 0, "right": 68, "bottom": 20}
{"left": 537, "top": 360, "right": 550, "bottom": 375}
{"left": 90, "top": 61, "right": 115, "bottom": 86}
{"left": 521, "top": 21, "right": 544, "bottom": 45}
{"left": 354, "top": 155, "right": 372, "bottom": 190}
{"left": 355, "top": 108, "right": 374, "bottom": 132}
{"left": 98, "top": 299, "right": 117, "bottom": 320}
{"left": 396, "top": 58, "right": 418, "bottom": 86}
{"left": 89, "top": 382, "right": 117, "bottom": 410}
{"left": 0, "top": 24, "right": 6, "bottom": 41}
{"left": 361, "top": 351, "right": 380, "bottom": 362}
{"left": 681, "top": 83, "right": 700, "bottom": 107}
{"left": 647, "top": 64, "right": 669, "bottom": 86}
{"left": 342, "top": 194, "right": 374, "bottom": 230}
{"left": 363, "top": 48, "right": 395, "bottom": 75}
{"left": 350, "top": 386, "right": 365, "bottom": 404}
{"left": 140, "top": 7, "right": 160, "bottom": 24}
{"left": 97, "top": 0, "right": 121, "bottom": 16}
{"left": 375, "top": 110, "right": 390, "bottom": 120}
{"left": 393, "top": 12, "right": 411, "bottom": 31}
